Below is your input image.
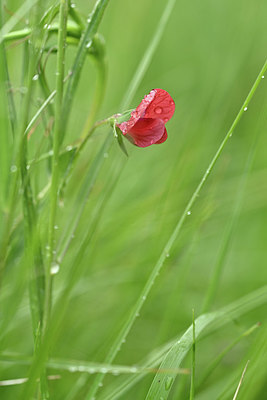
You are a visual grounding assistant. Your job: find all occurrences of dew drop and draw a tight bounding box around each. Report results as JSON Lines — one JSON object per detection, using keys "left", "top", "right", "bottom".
{"left": 166, "top": 253, "right": 170, "bottom": 258}
{"left": 66, "top": 145, "right": 72, "bottom": 151}
{"left": 44, "top": 23, "right": 48, "bottom": 29}
{"left": 10, "top": 165, "right": 17, "bottom": 173}
{"left": 51, "top": 263, "right": 60, "bottom": 275}
{"left": 71, "top": 3, "right": 76, "bottom": 8}
{"left": 187, "top": 211, "right": 191, "bottom": 215}
{"left": 165, "top": 376, "right": 173, "bottom": 391}
{"left": 262, "top": 75, "right": 265, "bottom": 79}
{"left": 54, "top": 225, "right": 59, "bottom": 230}
{"left": 136, "top": 312, "right": 140, "bottom": 317}
{"left": 86, "top": 40, "right": 92, "bottom": 49}
{"left": 154, "top": 106, "right": 163, "bottom": 114}
{"left": 26, "top": 164, "right": 30, "bottom": 170}
{"left": 104, "top": 152, "right": 109, "bottom": 158}
{"left": 101, "top": 368, "right": 108, "bottom": 374}
{"left": 142, "top": 295, "right": 146, "bottom": 300}
{"left": 244, "top": 106, "right": 248, "bottom": 111}
{"left": 98, "top": 382, "right": 103, "bottom": 387}
{"left": 32, "top": 74, "right": 39, "bottom": 81}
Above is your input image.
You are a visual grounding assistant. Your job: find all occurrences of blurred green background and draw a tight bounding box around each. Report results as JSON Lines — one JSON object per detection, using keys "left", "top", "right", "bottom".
{"left": 1, "top": 0, "right": 267, "bottom": 398}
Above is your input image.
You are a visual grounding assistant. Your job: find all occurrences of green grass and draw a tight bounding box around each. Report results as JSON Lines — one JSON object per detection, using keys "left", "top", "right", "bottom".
{"left": 0, "top": 0, "right": 267, "bottom": 399}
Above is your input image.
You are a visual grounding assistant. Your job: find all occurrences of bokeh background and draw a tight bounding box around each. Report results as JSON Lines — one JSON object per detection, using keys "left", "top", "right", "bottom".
{"left": 1, "top": 0, "right": 267, "bottom": 398}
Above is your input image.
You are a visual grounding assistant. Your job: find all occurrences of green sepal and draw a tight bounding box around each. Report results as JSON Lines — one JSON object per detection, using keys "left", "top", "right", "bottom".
{"left": 114, "top": 125, "right": 128, "bottom": 157}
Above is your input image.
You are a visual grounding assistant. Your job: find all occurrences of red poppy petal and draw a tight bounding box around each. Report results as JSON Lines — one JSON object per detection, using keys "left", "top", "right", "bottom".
{"left": 144, "top": 88, "right": 175, "bottom": 122}
{"left": 155, "top": 127, "right": 168, "bottom": 144}
{"left": 125, "top": 118, "right": 165, "bottom": 148}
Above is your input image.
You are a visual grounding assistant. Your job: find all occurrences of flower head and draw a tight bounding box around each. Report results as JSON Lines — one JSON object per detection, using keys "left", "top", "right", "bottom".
{"left": 117, "top": 89, "right": 175, "bottom": 148}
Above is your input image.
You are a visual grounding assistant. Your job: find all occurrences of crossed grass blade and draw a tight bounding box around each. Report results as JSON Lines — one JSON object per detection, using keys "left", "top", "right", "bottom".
{"left": 145, "top": 285, "right": 267, "bottom": 399}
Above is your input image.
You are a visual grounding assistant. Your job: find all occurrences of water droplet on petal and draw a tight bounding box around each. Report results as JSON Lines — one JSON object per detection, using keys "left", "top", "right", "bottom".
{"left": 154, "top": 106, "right": 163, "bottom": 114}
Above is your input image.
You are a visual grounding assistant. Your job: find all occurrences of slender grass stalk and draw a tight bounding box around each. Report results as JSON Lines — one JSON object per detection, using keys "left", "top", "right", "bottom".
{"left": 44, "top": 0, "right": 68, "bottom": 331}
{"left": 189, "top": 309, "right": 195, "bottom": 400}
{"left": 0, "top": 2, "right": 10, "bottom": 213}
{"left": 86, "top": 57, "right": 267, "bottom": 399}
{"left": 232, "top": 361, "right": 249, "bottom": 400}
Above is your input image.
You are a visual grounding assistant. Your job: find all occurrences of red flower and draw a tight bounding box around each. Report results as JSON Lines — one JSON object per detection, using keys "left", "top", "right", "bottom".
{"left": 117, "top": 89, "right": 175, "bottom": 148}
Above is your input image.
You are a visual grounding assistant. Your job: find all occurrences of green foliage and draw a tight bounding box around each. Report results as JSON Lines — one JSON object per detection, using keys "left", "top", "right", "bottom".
{"left": 0, "top": 0, "right": 267, "bottom": 399}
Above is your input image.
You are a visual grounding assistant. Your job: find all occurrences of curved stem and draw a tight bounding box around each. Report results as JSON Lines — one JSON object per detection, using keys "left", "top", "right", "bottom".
{"left": 3, "top": 21, "right": 81, "bottom": 43}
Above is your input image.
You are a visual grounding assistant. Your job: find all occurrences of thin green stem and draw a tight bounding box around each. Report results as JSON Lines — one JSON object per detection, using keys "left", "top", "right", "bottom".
{"left": 189, "top": 309, "right": 195, "bottom": 400}
{"left": 44, "top": 0, "right": 68, "bottom": 331}
{"left": 86, "top": 57, "right": 267, "bottom": 398}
